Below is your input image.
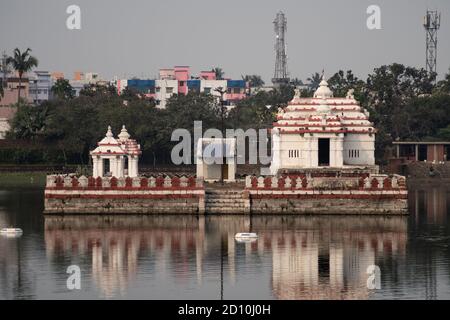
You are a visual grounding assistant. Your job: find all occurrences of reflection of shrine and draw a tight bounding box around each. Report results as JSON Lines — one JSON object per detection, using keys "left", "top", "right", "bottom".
{"left": 44, "top": 216, "right": 205, "bottom": 298}
{"left": 408, "top": 183, "right": 449, "bottom": 224}
{"left": 44, "top": 215, "right": 407, "bottom": 299}
{"left": 267, "top": 220, "right": 407, "bottom": 299}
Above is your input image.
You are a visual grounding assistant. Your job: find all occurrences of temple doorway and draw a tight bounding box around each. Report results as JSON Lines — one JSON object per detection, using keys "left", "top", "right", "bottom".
{"left": 318, "top": 138, "right": 330, "bottom": 166}
{"left": 103, "top": 159, "right": 110, "bottom": 176}
{"left": 418, "top": 145, "right": 427, "bottom": 161}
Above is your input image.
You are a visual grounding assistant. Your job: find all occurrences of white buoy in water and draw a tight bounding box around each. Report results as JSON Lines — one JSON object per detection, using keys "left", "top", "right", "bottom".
{"left": 0, "top": 228, "right": 23, "bottom": 237}
{"left": 235, "top": 232, "right": 258, "bottom": 242}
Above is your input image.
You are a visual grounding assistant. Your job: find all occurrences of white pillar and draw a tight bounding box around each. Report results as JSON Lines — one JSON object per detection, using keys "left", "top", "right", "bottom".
{"left": 113, "top": 156, "right": 122, "bottom": 177}
{"left": 226, "top": 157, "right": 236, "bottom": 182}
{"left": 128, "top": 156, "right": 133, "bottom": 177}
{"left": 128, "top": 156, "right": 139, "bottom": 177}
{"left": 133, "top": 157, "right": 139, "bottom": 177}
{"left": 330, "top": 137, "right": 337, "bottom": 167}
{"left": 310, "top": 136, "right": 318, "bottom": 167}
{"left": 92, "top": 157, "right": 99, "bottom": 178}
{"left": 304, "top": 136, "right": 312, "bottom": 167}
{"left": 196, "top": 158, "right": 204, "bottom": 179}
{"left": 117, "top": 156, "right": 125, "bottom": 178}
{"left": 270, "top": 130, "right": 281, "bottom": 175}
{"left": 335, "top": 135, "right": 344, "bottom": 167}
{"left": 109, "top": 157, "right": 116, "bottom": 177}
{"left": 98, "top": 158, "right": 104, "bottom": 178}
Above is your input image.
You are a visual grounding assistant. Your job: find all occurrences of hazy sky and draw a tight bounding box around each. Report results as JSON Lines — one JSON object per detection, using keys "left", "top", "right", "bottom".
{"left": 1, "top": 0, "right": 449, "bottom": 82}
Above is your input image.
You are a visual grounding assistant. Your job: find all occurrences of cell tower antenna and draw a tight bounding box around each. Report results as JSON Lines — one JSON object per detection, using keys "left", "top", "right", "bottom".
{"left": 272, "top": 11, "right": 289, "bottom": 87}
{"left": 423, "top": 10, "right": 441, "bottom": 76}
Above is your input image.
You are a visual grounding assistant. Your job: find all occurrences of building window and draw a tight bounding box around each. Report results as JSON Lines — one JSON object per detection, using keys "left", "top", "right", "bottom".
{"left": 233, "top": 88, "right": 241, "bottom": 94}
{"left": 166, "top": 87, "right": 173, "bottom": 94}
{"left": 156, "top": 87, "right": 161, "bottom": 93}
{"left": 179, "top": 81, "right": 184, "bottom": 87}
{"left": 204, "top": 87, "right": 211, "bottom": 94}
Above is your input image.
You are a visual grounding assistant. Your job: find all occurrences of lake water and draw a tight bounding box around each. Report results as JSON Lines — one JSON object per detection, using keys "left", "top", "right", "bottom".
{"left": 1, "top": 183, "right": 450, "bottom": 300}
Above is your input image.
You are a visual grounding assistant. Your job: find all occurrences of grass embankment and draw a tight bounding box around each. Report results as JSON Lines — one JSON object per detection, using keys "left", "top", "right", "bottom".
{"left": 0, "top": 171, "right": 47, "bottom": 188}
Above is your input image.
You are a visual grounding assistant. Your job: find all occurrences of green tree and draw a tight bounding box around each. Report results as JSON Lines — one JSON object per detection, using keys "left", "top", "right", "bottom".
{"left": 290, "top": 78, "right": 304, "bottom": 86}
{"left": 307, "top": 72, "right": 322, "bottom": 90}
{"left": 435, "top": 68, "right": 450, "bottom": 94}
{"left": 437, "top": 124, "right": 450, "bottom": 141}
{"left": 328, "top": 70, "right": 365, "bottom": 98}
{"left": 363, "top": 63, "right": 437, "bottom": 161}
{"left": 6, "top": 48, "right": 38, "bottom": 101}
{"left": 212, "top": 67, "right": 224, "bottom": 80}
{"left": 242, "top": 75, "right": 265, "bottom": 88}
{"left": 228, "top": 91, "right": 275, "bottom": 130}
{"left": 51, "top": 78, "right": 74, "bottom": 100}
{"left": 9, "top": 101, "right": 49, "bottom": 140}
{"left": 79, "top": 83, "right": 117, "bottom": 98}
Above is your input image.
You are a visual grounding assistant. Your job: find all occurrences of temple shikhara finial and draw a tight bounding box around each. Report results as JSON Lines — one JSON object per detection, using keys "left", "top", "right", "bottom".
{"left": 106, "top": 125, "right": 113, "bottom": 138}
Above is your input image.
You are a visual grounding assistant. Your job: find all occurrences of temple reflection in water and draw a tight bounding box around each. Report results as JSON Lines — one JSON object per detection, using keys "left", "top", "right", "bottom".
{"left": 44, "top": 214, "right": 407, "bottom": 299}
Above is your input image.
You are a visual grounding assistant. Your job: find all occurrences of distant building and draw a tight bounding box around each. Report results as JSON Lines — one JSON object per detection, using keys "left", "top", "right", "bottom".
{"left": 388, "top": 141, "right": 450, "bottom": 174}
{"left": 28, "top": 71, "right": 53, "bottom": 104}
{"left": 0, "top": 107, "right": 16, "bottom": 139}
{"left": 392, "top": 141, "right": 450, "bottom": 162}
{"left": 69, "top": 80, "right": 85, "bottom": 97}
{"left": 51, "top": 72, "right": 65, "bottom": 81}
{"left": 69, "top": 71, "right": 104, "bottom": 97}
{"left": 0, "top": 73, "right": 30, "bottom": 106}
{"left": 114, "top": 66, "right": 248, "bottom": 109}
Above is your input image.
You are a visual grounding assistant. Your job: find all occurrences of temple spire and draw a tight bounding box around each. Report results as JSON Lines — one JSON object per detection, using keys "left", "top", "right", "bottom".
{"left": 118, "top": 125, "right": 131, "bottom": 141}
{"left": 106, "top": 125, "right": 113, "bottom": 138}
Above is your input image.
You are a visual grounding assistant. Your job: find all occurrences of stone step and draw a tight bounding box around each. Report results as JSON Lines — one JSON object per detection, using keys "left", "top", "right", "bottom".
{"left": 205, "top": 199, "right": 245, "bottom": 203}
{"left": 205, "top": 209, "right": 247, "bottom": 214}
{"left": 206, "top": 193, "right": 243, "bottom": 198}
{"left": 205, "top": 203, "right": 245, "bottom": 209}
{"left": 206, "top": 192, "right": 243, "bottom": 196}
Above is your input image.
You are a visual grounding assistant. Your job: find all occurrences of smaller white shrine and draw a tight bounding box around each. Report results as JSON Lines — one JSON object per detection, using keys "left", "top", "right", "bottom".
{"left": 196, "top": 138, "right": 236, "bottom": 182}
{"left": 90, "top": 125, "right": 142, "bottom": 178}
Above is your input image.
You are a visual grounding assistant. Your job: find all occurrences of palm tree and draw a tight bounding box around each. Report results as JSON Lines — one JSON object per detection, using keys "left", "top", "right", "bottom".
{"left": 7, "top": 48, "right": 38, "bottom": 102}
{"left": 290, "top": 77, "right": 304, "bottom": 86}
{"left": 242, "top": 75, "right": 265, "bottom": 88}
{"left": 307, "top": 72, "right": 322, "bottom": 90}
{"left": 212, "top": 67, "right": 224, "bottom": 80}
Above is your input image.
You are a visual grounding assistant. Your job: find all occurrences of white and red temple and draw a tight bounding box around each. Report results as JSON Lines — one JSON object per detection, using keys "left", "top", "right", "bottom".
{"left": 90, "top": 125, "right": 142, "bottom": 178}
{"left": 270, "top": 77, "right": 376, "bottom": 174}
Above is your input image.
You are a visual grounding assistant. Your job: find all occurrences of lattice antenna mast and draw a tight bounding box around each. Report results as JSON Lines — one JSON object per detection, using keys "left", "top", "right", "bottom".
{"left": 272, "top": 11, "right": 289, "bottom": 86}
{"left": 423, "top": 10, "right": 441, "bottom": 75}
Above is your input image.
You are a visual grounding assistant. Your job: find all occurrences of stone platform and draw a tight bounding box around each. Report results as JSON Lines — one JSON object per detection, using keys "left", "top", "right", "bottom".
{"left": 44, "top": 169, "right": 408, "bottom": 215}
{"left": 44, "top": 175, "right": 205, "bottom": 214}
{"left": 244, "top": 169, "right": 408, "bottom": 215}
